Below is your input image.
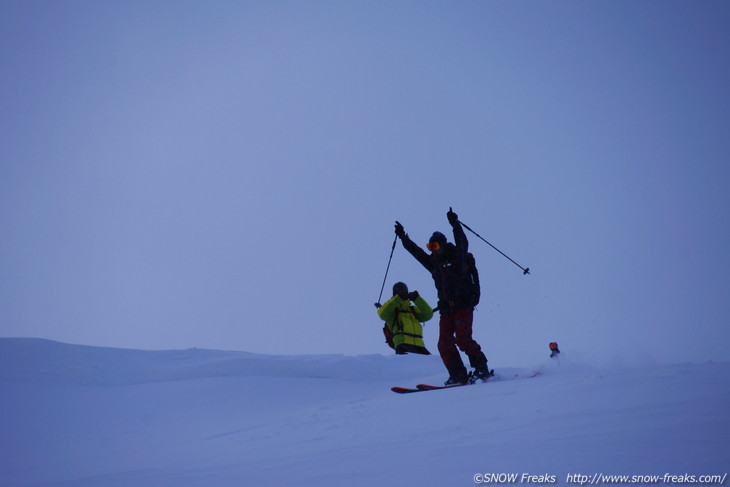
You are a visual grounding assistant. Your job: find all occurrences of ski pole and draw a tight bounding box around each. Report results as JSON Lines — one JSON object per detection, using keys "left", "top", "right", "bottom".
{"left": 458, "top": 219, "right": 530, "bottom": 275}
{"left": 375, "top": 234, "right": 398, "bottom": 307}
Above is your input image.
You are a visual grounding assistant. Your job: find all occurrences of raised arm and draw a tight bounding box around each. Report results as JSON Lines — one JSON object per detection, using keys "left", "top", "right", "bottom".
{"left": 395, "top": 221, "right": 433, "bottom": 271}
{"left": 411, "top": 293, "right": 434, "bottom": 322}
{"left": 447, "top": 209, "right": 468, "bottom": 275}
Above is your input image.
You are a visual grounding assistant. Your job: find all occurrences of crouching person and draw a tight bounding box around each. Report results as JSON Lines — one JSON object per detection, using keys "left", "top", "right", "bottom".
{"left": 377, "top": 282, "right": 433, "bottom": 355}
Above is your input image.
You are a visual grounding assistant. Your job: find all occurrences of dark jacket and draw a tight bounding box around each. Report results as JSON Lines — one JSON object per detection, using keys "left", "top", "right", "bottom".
{"left": 400, "top": 221, "right": 480, "bottom": 313}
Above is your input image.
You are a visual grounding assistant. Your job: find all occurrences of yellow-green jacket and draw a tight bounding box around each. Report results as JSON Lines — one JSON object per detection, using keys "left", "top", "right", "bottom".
{"left": 377, "top": 294, "right": 433, "bottom": 355}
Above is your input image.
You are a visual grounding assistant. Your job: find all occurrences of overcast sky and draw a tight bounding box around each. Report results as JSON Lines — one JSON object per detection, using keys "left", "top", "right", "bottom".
{"left": 2, "top": 1, "right": 729, "bottom": 367}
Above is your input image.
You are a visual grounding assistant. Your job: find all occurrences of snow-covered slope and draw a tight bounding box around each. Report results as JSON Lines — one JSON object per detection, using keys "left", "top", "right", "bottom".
{"left": 1, "top": 338, "right": 728, "bottom": 487}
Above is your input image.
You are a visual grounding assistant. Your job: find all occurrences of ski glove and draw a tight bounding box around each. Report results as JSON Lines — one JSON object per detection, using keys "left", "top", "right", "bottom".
{"left": 447, "top": 209, "right": 459, "bottom": 224}
{"left": 394, "top": 221, "right": 406, "bottom": 238}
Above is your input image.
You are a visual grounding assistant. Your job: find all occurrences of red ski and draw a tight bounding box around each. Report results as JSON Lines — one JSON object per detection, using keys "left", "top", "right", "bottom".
{"left": 391, "top": 370, "right": 539, "bottom": 394}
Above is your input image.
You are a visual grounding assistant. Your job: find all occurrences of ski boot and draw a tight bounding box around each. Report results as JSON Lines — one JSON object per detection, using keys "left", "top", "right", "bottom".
{"left": 471, "top": 367, "right": 493, "bottom": 383}
{"left": 444, "top": 373, "right": 470, "bottom": 387}
{"left": 444, "top": 355, "right": 469, "bottom": 386}
{"left": 468, "top": 352, "right": 493, "bottom": 383}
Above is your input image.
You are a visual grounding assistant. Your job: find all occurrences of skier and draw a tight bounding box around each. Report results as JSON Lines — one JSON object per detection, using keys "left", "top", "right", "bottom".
{"left": 394, "top": 209, "right": 490, "bottom": 385}
{"left": 377, "top": 282, "right": 433, "bottom": 355}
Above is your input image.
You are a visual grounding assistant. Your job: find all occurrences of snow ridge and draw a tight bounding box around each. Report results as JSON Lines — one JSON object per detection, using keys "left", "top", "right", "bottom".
{"left": 1, "top": 338, "right": 728, "bottom": 487}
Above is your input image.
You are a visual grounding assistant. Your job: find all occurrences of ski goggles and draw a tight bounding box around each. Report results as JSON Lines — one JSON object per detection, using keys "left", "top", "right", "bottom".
{"left": 426, "top": 241, "right": 441, "bottom": 251}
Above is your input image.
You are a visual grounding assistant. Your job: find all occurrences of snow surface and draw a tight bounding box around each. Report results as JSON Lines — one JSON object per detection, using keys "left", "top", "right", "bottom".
{"left": 1, "top": 338, "right": 728, "bottom": 487}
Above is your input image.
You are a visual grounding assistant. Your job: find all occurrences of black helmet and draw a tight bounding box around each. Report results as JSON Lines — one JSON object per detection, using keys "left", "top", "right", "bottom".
{"left": 392, "top": 282, "right": 408, "bottom": 296}
{"left": 429, "top": 231, "right": 447, "bottom": 244}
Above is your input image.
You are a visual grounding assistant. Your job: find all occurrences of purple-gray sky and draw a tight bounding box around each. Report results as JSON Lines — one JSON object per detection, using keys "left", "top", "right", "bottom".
{"left": 2, "top": 1, "right": 729, "bottom": 366}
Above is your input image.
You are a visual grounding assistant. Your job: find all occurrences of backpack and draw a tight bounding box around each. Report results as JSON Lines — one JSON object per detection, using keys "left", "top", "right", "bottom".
{"left": 383, "top": 324, "right": 395, "bottom": 349}
{"left": 466, "top": 252, "right": 480, "bottom": 306}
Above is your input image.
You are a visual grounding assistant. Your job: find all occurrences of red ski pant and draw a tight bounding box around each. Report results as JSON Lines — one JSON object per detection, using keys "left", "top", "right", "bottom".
{"left": 437, "top": 307, "right": 482, "bottom": 366}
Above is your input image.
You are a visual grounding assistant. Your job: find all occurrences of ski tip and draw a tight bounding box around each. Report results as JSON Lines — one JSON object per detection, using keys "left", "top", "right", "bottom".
{"left": 391, "top": 386, "right": 420, "bottom": 394}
